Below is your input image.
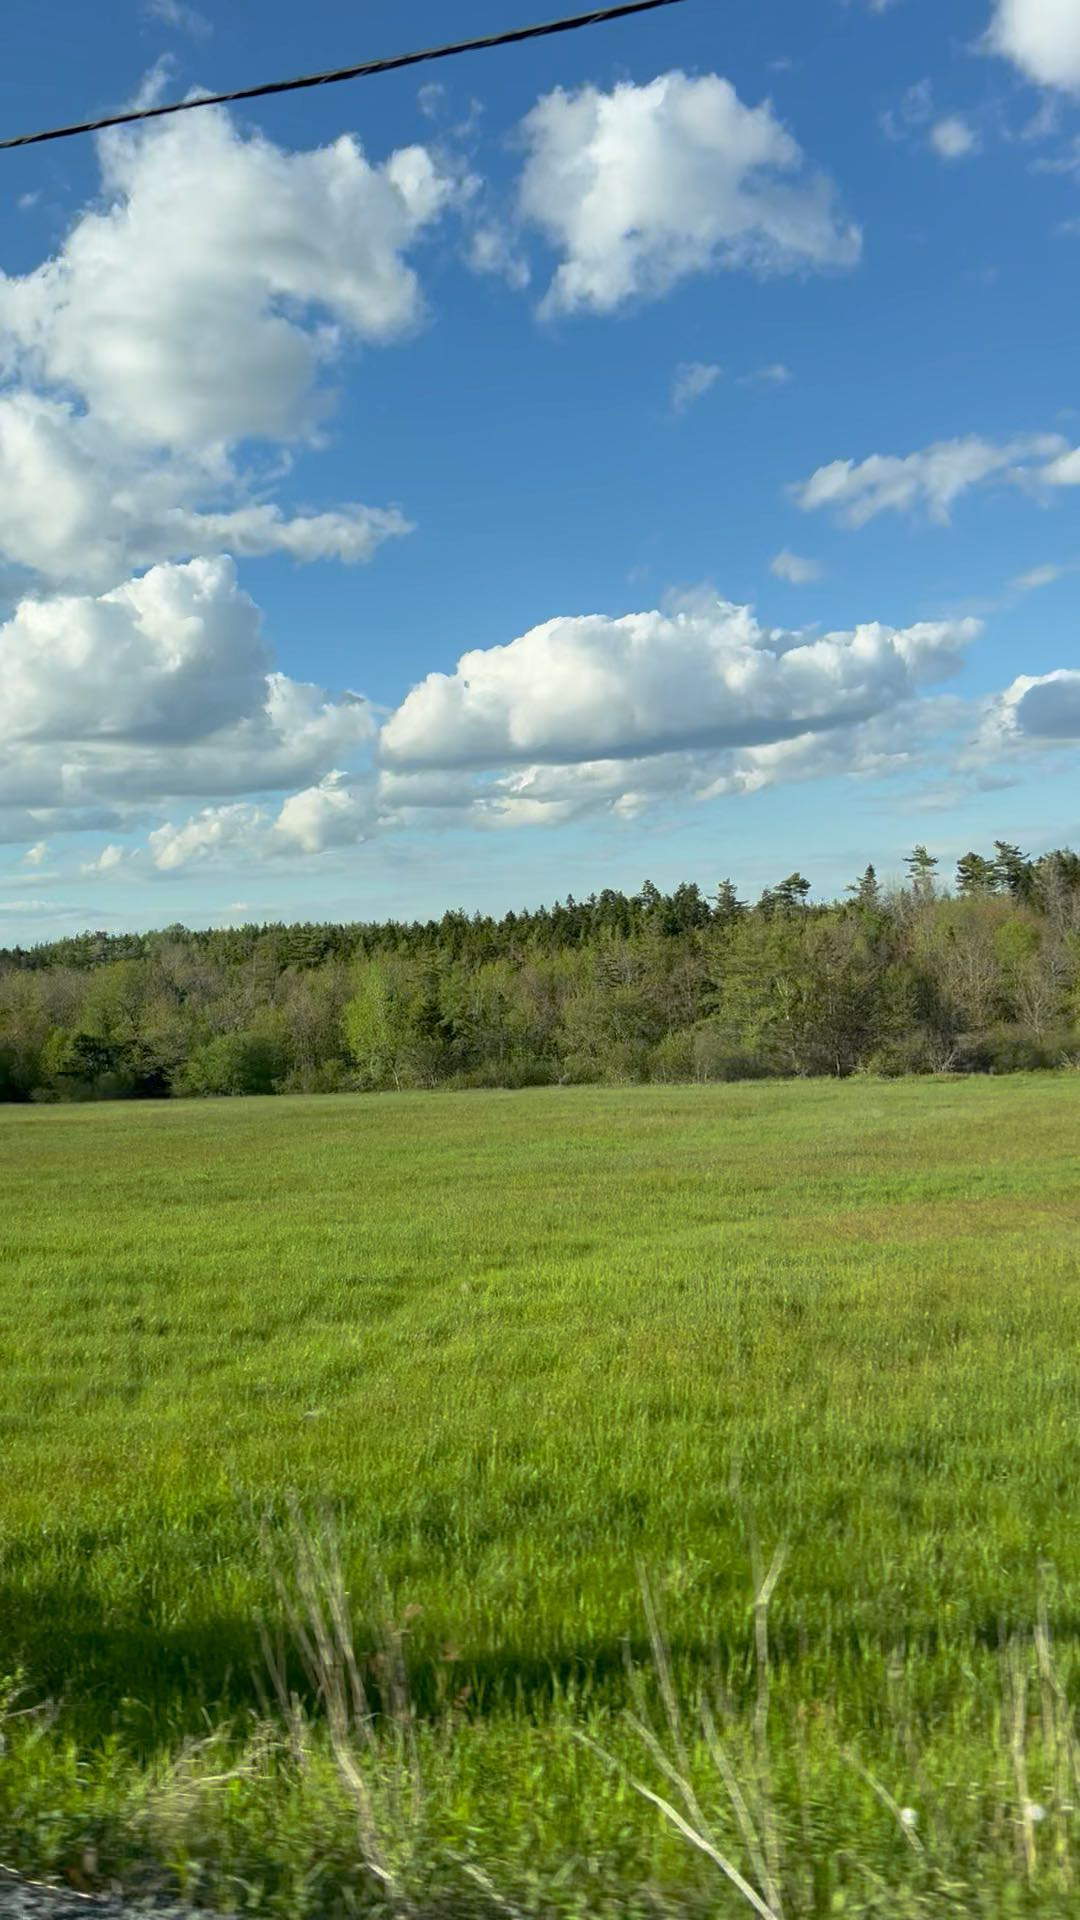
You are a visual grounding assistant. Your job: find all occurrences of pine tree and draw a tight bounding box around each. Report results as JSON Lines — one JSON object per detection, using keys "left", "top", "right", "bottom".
{"left": 759, "top": 874, "right": 811, "bottom": 916}
{"left": 713, "top": 879, "right": 747, "bottom": 923}
{"left": 904, "top": 845, "right": 938, "bottom": 902}
{"left": 992, "top": 841, "right": 1035, "bottom": 902}
{"left": 847, "top": 864, "right": 881, "bottom": 910}
{"left": 956, "top": 851, "right": 998, "bottom": 897}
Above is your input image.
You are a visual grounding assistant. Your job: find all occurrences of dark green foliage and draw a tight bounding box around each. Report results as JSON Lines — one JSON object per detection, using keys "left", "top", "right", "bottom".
{"left": 847, "top": 862, "right": 882, "bottom": 910}
{"left": 1, "top": 849, "right": 1079, "bottom": 1100}
{"left": 956, "top": 850, "right": 999, "bottom": 897}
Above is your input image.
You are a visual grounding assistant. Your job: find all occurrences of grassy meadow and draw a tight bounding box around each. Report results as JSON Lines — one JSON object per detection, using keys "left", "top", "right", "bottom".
{"left": 1, "top": 1075, "right": 1078, "bottom": 1914}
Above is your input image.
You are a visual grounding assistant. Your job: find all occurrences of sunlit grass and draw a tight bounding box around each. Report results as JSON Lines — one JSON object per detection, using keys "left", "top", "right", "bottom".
{"left": 0, "top": 1076, "right": 1077, "bottom": 1912}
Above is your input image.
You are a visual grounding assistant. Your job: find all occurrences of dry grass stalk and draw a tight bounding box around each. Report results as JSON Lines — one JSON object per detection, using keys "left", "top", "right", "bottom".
{"left": 577, "top": 1560, "right": 789, "bottom": 1920}
{"left": 258, "top": 1496, "right": 421, "bottom": 1913}
{"left": 1033, "top": 1591, "right": 1077, "bottom": 1891}
{"left": 840, "top": 1748, "right": 925, "bottom": 1858}
{"left": 1007, "top": 1637, "right": 1038, "bottom": 1884}
{"left": 750, "top": 1541, "right": 788, "bottom": 1919}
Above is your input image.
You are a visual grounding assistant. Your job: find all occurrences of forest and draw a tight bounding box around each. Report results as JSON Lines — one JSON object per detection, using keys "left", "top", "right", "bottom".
{"left": 2, "top": 841, "right": 1079, "bottom": 1101}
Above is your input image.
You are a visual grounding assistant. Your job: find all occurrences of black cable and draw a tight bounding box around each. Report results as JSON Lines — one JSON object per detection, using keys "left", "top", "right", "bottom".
{"left": 0, "top": 0, "right": 693, "bottom": 151}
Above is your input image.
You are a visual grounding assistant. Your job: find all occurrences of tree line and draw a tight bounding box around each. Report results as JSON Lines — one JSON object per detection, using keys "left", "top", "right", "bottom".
{"left": 2, "top": 842, "right": 1079, "bottom": 1102}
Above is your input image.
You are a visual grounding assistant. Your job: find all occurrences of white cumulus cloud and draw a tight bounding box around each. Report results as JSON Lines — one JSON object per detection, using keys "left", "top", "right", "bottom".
{"left": 0, "top": 109, "right": 453, "bottom": 453}
{"left": 275, "top": 772, "right": 375, "bottom": 854}
{"left": 143, "top": 773, "right": 374, "bottom": 871}
{"left": 380, "top": 597, "right": 978, "bottom": 772}
{"left": 0, "top": 559, "right": 376, "bottom": 832}
{"left": 1, "top": 556, "right": 268, "bottom": 746}
{"left": 1042, "top": 446, "right": 1080, "bottom": 484}
{"left": 517, "top": 71, "right": 861, "bottom": 318}
{"left": 0, "top": 391, "right": 411, "bottom": 587}
{"left": 379, "top": 699, "right": 964, "bottom": 833}
{"left": 988, "top": 0, "right": 1080, "bottom": 93}
{"left": 985, "top": 668, "right": 1080, "bottom": 742}
{"left": 0, "top": 108, "right": 456, "bottom": 595}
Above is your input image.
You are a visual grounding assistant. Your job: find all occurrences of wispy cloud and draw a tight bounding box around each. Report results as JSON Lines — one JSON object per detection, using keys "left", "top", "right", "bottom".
{"left": 671, "top": 361, "right": 722, "bottom": 415}
{"left": 739, "top": 363, "right": 792, "bottom": 387}
{"left": 793, "top": 432, "right": 1072, "bottom": 527}
{"left": 1011, "top": 558, "right": 1080, "bottom": 593}
{"left": 144, "top": 0, "right": 212, "bottom": 38}
{"left": 770, "top": 549, "right": 823, "bottom": 584}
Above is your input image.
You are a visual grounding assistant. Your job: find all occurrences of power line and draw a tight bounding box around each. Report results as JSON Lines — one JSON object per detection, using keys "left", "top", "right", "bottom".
{"left": 0, "top": 0, "right": 693, "bottom": 152}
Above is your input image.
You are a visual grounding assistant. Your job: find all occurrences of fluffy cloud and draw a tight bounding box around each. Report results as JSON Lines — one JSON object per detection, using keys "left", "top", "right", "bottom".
{"left": 988, "top": 0, "right": 1080, "bottom": 93}
{"left": 145, "top": 773, "right": 374, "bottom": 871}
{"left": 0, "top": 391, "right": 411, "bottom": 587}
{"left": 0, "top": 559, "right": 375, "bottom": 830}
{"left": 2, "top": 556, "right": 268, "bottom": 745}
{"left": 0, "top": 107, "right": 455, "bottom": 600}
{"left": 0, "top": 110, "right": 452, "bottom": 453}
{"left": 793, "top": 432, "right": 1068, "bottom": 525}
{"left": 379, "top": 698, "right": 962, "bottom": 832}
{"left": 985, "top": 668, "right": 1080, "bottom": 743}
{"left": 1043, "top": 446, "right": 1080, "bottom": 484}
{"left": 380, "top": 597, "right": 978, "bottom": 772}
{"left": 929, "top": 116, "right": 980, "bottom": 159}
{"left": 517, "top": 72, "right": 861, "bottom": 318}
{"left": 275, "top": 772, "right": 375, "bottom": 853}
{"left": 43, "top": 571, "right": 998, "bottom": 867}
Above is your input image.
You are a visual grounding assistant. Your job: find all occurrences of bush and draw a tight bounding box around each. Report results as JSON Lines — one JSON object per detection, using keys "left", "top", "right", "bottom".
{"left": 648, "top": 1030, "right": 695, "bottom": 1083}
{"left": 864, "top": 1028, "right": 950, "bottom": 1077}
{"left": 954, "top": 1023, "right": 1077, "bottom": 1073}
{"left": 691, "top": 1026, "right": 769, "bottom": 1082}
{"left": 175, "top": 1030, "right": 288, "bottom": 1097}
{"left": 451, "top": 1056, "right": 555, "bottom": 1090}
{"left": 278, "top": 1062, "right": 352, "bottom": 1095}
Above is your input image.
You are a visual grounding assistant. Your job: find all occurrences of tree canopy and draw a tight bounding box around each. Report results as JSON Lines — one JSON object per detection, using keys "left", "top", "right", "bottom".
{"left": 2, "top": 844, "right": 1079, "bottom": 1101}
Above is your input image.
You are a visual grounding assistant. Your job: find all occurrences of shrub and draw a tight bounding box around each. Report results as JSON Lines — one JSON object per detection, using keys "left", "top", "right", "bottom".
{"left": 691, "top": 1025, "right": 769, "bottom": 1082}
{"left": 175, "top": 1030, "right": 288, "bottom": 1097}
{"left": 648, "top": 1030, "right": 696, "bottom": 1083}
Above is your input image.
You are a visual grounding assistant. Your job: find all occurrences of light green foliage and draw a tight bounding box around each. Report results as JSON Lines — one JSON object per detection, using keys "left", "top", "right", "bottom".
{"left": 343, "top": 957, "right": 407, "bottom": 1087}
{"left": 175, "top": 1021, "right": 289, "bottom": 1096}
{"left": 3, "top": 852, "right": 1080, "bottom": 1105}
{"left": 0, "top": 1078, "right": 1078, "bottom": 1911}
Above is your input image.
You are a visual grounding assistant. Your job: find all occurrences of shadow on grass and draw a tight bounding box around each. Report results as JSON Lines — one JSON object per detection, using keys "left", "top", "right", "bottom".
{"left": 4, "top": 1574, "right": 1079, "bottom": 1753}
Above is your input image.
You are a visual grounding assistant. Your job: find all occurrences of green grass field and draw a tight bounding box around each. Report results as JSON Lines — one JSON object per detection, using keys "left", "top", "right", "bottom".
{"left": 1, "top": 1076, "right": 1078, "bottom": 1915}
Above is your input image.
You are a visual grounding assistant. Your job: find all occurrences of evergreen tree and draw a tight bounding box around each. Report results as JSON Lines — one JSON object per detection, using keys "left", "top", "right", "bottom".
{"left": 847, "top": 865, "right": 881, "bottom": 911}
{"left": 905, "top": 846, "right": 939, "bottom": 902}
{"left": 713, "top": 879, "right": 747, "bottom": 923}
{"left": 759, "top": 874, "right": 811, "bottom": 916}
{"left": 956, "top": 851, "right": 998, "bottom": 897}
{"left": 992, "top": 841, "right": 1036, "bottom": 902}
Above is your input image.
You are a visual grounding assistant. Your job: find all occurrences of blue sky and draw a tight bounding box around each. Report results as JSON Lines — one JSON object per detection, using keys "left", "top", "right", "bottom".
{"left": 1, "top": 0, "right": 1079, "bottom": 940}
